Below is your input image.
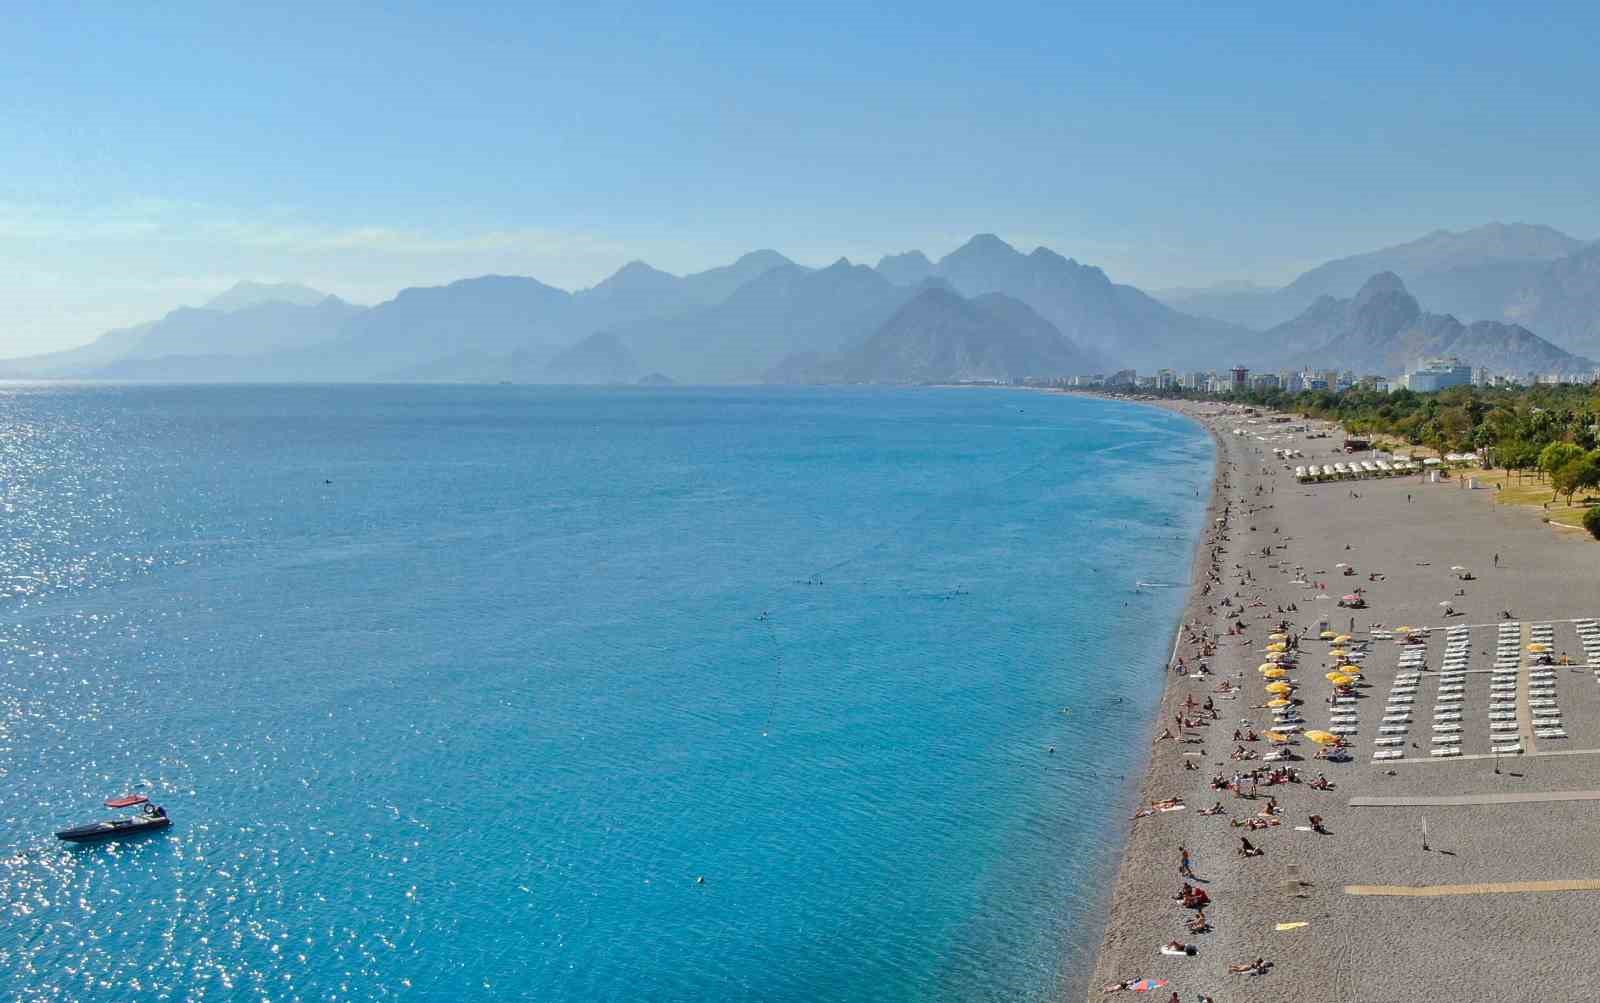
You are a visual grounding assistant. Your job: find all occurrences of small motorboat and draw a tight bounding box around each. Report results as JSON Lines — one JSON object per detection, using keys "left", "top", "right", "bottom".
{"left": 56, "top": 804, "right": 171, "bottom": 842}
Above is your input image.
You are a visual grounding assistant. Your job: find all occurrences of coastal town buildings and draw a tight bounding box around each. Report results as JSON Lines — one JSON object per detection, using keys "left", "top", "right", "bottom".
{"left": 1403, "top": 357, "right": 1473, "bottom": 391}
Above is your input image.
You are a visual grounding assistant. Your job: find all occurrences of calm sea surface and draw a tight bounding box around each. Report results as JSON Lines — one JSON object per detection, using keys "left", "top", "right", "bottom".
{"left": 0, "top": 385, "right": 1211, "bottom": 1001}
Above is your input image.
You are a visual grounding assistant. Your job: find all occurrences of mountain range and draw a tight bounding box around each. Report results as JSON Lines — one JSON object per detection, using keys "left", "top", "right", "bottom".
{"left": 1156, "top": 223, "right": 1600, "bottom": 358}
{"left": 6, "top": 224, "right": 1598, "bottom": 385}
{"left": 1261, "top": 272, "right": 1594, "bottom": 376}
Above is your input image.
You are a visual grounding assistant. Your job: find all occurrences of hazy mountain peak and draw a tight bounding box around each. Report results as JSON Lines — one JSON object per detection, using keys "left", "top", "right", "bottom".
{"left": 944, "top": 233, "right": 1020, "bottom": 263}
{"left": 590, "top": 259, "right": 678, "bottom": 293}
{"left": 732, "top": 249, "right": 791, "bottom": 269}
{"left": 1354, "top": 271, "right": 1408, "bottom": 303}
{"left": 875, "top": 250, "right": 935, "bottom": 285}
{"left": 205, "top": 280, "right": 330, "bottom": 311}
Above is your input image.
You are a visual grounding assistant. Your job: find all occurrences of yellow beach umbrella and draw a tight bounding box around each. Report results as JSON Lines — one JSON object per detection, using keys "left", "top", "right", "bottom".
{"left": 1267, "top": 642, "right": 1287, "bottom": 652}
{"left": 1266, "top": 697, "right": 1292, "bottom": 708}
{"left": 1398, "top": 625, "right": 1416, "bottom": 633}
{"left": 1324, "top": 670, "right": 1346, "bottom": 682}
{"left": 1328, "top": 673, "right": 1355, "bottom": 687}
{"left": 1265, "top": 681, "right": 1293, "bottom": 695}
{"left": 1258, "top": 662, "right": 1281, "bottom": 673}
{"left": 1263, "top": 667, "right": 1289, "bottom": 679}
{"left": 1303, "top": 729, "right": 1340, "bottom": 746}
{"left": 1333, "top": 634, "right": 1352, "bottom": 643}
{"left": 1268, "top": 632, "right": 1288, "bottom": 641}
{"left": 1319, "top": 630, "right": 1336, "bottom": 640}
{"left": 1327, "top": 648, "right": 1348, "bottom": 659}
{"left": 1527, "top": 643, "right": 1550, "bottom": 653}
{"left": 1264, "top": 731, "right": 1289, "bottom": 744}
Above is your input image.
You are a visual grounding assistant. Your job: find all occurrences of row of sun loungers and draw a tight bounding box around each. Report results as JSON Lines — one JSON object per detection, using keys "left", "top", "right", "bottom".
{"left": 1294, "top": 459, "right": 1419, "bottom": 483}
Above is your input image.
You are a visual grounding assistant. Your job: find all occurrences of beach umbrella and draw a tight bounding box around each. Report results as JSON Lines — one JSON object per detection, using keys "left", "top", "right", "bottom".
{"left": 1268, "top": 632, "right": 1288, "bottom": 641}
{"left": 1333, "top": 634, "right": 1352, "bottom": 643}
{"left": 1319, "top": 630, "right": 1336, "bottom": 639}
{"left": 1266, "top": 642, "right": 1287, "bottom": 652}
{"left": 1341, "top": 594, "right": 1361, "bottom": 602}
{"left": 1266, "top": 697, "right": 1292, "bottom": 708}
{"left": 1304, "top": 729, "right": 1341, "bottom": 746}
{"left": 1335, "top": 562, "right": 1349, "bottom": 568}
{"left": 1450, "top": 565, "right": 1466, "bottom": 571}
{"left": 1257, "top": 662, "right": 1281, "bottom": 673}
{"left": 1264, "top": 731, "right": 1289, "bottom": 744}
{"left": 1528, "top": 643, "right": 1550, "bottom": 653}
{"left": 1328, "top": 648, "right": 1348, "bottom": 658}
{"left": 1265, "top": 681, "right": 1293, "bottom": 695}
{"left": 1263, "top": 667, "right": 1289, "bottom": 679}
{"left": 1328, "top": 673, "right": 1355, "bottom": 687}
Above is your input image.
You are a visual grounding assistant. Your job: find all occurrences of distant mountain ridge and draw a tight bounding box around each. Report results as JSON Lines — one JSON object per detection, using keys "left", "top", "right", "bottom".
{"left": 205, "top": 280, "right": 333, "bottom": 312}
{"left": 1156, "top": 223, "right": 1600, "bottom": 355}
{"left": 1267, "top": 272, "right": 1594, "bottom": 375}
{"left": 875, "top": 234, "right": 1250, "bottom": 369}
{"left": 8, "top": 226, "right": 1597, "bottom": 384}
{"left": 773, "top": 286, "right": 1096, "bottom": 384}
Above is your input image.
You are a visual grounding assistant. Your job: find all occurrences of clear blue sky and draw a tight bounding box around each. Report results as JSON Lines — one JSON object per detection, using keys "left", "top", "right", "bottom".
{"left": 5, "top": 2, "right": 1598, "bottom": 352}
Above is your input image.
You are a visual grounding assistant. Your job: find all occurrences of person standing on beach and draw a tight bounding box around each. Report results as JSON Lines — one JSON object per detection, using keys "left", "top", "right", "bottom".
{"left": 1179, "top": 845, "right": 1195, "bottom": 878}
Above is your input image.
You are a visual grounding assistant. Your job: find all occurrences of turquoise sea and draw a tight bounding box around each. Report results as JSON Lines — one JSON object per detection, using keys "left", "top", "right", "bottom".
{"left": 0, "top": 385, "right": 1212, "bottom": 1001}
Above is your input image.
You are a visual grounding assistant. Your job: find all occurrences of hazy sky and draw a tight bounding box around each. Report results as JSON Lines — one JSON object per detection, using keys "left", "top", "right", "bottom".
{"left": 6, "top": 2, "right": 1598, "bottom": 353}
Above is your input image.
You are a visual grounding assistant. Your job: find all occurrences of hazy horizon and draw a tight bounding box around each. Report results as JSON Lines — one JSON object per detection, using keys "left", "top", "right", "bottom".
{"left": 7, "top": 3, "right": 1600, "bottom": 354}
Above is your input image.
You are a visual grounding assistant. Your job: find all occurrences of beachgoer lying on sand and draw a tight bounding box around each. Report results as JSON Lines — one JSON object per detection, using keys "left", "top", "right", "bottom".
{"left": 1228, "top": 958, "right": 1271, "bottom": 975}
{"left": 1233, "top": 817, "right": 1280, "bottom": 830}
{"left": 1155, "top": 728, "right": 1175, "bottom": 742}
{"left": 1183, "top": 760, "right": 1199, "bottom": 771}
{"left": 1309, "top": 774, "right": 1333, "bottom": 790}
{"left": 1200, "top": 801, "right": 1225, "bottom": 816}
{"left": 1310, "top": 814, "right": 1329, "bottom": 834}
{"left": 1238, "top": 836, "right": 1262, "bottom": 857}
{"left": 1186, "top": 910, "right": 1209, "bottom": 933}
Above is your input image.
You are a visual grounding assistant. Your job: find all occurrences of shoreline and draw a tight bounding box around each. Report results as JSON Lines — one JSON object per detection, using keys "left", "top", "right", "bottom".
{"left": 1078, "top": 392, "right": 1600, "bottom": 1000}
{"left": 1057, "top": 394, "right": 1226, "bottom": 1002}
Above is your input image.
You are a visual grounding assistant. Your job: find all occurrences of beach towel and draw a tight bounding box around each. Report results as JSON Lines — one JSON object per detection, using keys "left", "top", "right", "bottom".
{"left": 1275, "top": 921, "right": 1309, "bottom": 931}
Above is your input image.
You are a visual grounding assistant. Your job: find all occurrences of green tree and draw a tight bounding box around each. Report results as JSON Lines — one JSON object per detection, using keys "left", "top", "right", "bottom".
{"left": 1583, "top": 507, "right": 1600, "bottom": 540}
{"left": 1539, "top": 442, "right": 1584, "bottom": 480}
{"left": 1552, "top": 456, "right": 1600, "bottom": 505}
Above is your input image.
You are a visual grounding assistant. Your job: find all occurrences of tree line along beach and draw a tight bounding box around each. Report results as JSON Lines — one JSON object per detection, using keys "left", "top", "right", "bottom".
{"left": 1080, "top": 394, "right": 1600, "bottom": 1002}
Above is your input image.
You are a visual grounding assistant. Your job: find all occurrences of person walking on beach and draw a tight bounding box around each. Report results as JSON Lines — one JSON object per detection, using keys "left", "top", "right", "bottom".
{"left": 1494, "top": 552, "right": 1499, "bottom": 567}
{"left": 1179, "top": 845, "right": 1195, "bottom": 878}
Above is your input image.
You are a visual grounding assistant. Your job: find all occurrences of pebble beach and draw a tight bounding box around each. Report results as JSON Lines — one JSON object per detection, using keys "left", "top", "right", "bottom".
{"left": 1083, "top": 397, "right": 1600, "bottom": 1002}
